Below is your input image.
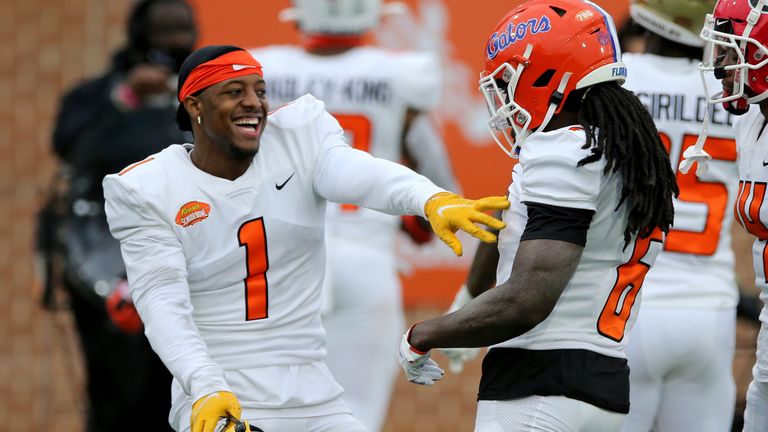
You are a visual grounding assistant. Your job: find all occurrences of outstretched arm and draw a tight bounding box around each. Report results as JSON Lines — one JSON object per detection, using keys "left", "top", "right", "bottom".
{"left": 313, "top": 114, "right": 508, "bottom": 255}
{"left": 411, "top": 237, "right": 583, "bottom": 350}
{"left": 400, "top": 200, "right": 594, "bottom": 383}
{"left": 438, "top": 210, "right": 502, "bottom": 372}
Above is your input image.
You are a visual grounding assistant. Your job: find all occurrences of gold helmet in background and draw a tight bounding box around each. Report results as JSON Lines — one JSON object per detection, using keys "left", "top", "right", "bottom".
{"left": 630, "top": 0, "right": 717, "bottom": 47}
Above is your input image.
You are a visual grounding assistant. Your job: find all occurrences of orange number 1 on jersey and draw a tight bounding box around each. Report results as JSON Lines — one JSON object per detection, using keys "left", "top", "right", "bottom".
{"left": 238, "top": 218, "right": 269, "bottom": 321}
{"left": 597, "top": 229, "right": 663, "bottom": 342}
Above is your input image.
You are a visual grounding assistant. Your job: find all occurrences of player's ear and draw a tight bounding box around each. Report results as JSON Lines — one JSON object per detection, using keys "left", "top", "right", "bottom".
{"left": 183, "top": 95, "right": 202, "bottom": 120}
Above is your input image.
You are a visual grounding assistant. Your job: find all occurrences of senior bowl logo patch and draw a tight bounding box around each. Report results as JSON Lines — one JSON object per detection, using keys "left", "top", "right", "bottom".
{"left": 175, "top": 201, "right": 211, "bottom": 227}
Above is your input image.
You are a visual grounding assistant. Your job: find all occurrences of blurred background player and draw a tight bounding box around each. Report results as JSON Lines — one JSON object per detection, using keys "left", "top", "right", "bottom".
{"left": 250, "top": 1, "right": 459, "bottom": 430}
{"left": 618, "top": 16, "right": 647, "bottom": 54}
{"left": 36, "top": 0, "right": 197, "bottom": 431}
{"left": 620, "top": 1, "right": 739, "bottom": 431}
{"left": 698, "top": 0, "right": 768, "bottom": 429}
{"left": 399, "top": 1, "right": 678, "bottom": 430}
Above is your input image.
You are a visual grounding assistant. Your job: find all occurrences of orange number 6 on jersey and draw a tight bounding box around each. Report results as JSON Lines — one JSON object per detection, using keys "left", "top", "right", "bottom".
{"left": 597, "top": 229, "right": 664, "bottom": 342}
{"left": 238, "top": 218, "right": 269, "bottom": 321}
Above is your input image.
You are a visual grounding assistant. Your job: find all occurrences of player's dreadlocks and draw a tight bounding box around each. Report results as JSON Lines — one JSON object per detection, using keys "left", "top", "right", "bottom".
{"left": 574, "top": 81, "right": 678, "bottom": 246}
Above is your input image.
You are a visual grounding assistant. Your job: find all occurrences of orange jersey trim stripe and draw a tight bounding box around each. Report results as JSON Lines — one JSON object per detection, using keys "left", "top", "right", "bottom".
{"left": 268, "top": 100, "right": 296, "bottom": 115}
{"left": 119, "top": 157, "right": 155, "bottom": 176}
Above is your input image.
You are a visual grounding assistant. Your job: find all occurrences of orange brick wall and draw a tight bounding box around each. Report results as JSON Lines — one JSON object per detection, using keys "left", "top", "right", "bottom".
{"left": 0, "top": 1, "right": 759, "bottom": 431}
{"left": 1, "top": 0, "right": 133, "bottom": 430}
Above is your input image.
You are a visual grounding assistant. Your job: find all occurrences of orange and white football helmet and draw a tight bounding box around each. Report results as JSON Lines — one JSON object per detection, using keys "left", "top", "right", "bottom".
{"left": 479, "top": 0, "right": 626, "bottom": 157}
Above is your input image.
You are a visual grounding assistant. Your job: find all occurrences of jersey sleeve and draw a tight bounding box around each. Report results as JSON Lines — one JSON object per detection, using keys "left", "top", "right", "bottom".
{"left": 391, "top": 51, "right": 442, "bottom": 111}
{"left": 311, "top": 108, "right": 445, "bottom": 216}
{"left": 103, "top": 174, "right": 231, "bottom": 402}
{"left": 519, "top": 129, "right": 604, "bottom": 211}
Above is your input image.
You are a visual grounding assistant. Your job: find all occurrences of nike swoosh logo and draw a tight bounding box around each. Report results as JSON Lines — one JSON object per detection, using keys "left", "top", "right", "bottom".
{"left": 437, "top": 204, "right": 470, "bottom": 217}
{"left": 716, "top": 19, "right": 729, "bottom": 27}
{"left": 276, "top": 173, "right": 294, "bottom": 190}
{"left": 763, "top": 160, "right": 768, "bottom": 166}
{"left": 233, "top": 64, "right": 256, "bottom": 71}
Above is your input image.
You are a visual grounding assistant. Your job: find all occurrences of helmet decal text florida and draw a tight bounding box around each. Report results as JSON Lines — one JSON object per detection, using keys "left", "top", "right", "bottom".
{"left": 486, "top": 16, "right": 552, "bottom": 60}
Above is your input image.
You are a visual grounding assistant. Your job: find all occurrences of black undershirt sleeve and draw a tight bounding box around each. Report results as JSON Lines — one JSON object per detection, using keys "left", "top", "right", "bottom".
{"left": 520, "top": 202, "right": 595, "bottom": 246}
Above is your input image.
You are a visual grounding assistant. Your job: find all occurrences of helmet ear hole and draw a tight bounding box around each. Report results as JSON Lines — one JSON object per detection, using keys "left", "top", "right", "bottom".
{"left": 533, "top": 69, "right": 556, "bottom": 87}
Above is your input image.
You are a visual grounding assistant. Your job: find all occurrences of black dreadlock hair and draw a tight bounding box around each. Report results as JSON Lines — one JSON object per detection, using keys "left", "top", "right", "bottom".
{"left": 572, "top": 81, "right": 679, "bottom": 246}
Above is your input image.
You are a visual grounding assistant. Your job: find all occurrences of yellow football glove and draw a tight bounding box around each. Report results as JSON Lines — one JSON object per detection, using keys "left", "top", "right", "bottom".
{"left": 424, "top": 192, "right": 510, "bottom": 256}
{"left": 191, "top": 391, "right": 250, "bottom": 432}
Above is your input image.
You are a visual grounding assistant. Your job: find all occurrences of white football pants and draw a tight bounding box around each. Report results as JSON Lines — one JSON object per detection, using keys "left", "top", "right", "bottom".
{"left": 622, "top": 307, "right": 736, "bottom": 432}
{"left": 475, "top": 396, "right": 625, "bottom": 432}
{"left": 245, "top": 413, "right": 367, "bottom": 432}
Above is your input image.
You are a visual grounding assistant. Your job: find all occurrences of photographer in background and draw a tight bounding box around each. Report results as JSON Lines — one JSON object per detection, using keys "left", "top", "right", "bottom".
{"left": 39, "top": 1, "right": 197, "bottom": 430}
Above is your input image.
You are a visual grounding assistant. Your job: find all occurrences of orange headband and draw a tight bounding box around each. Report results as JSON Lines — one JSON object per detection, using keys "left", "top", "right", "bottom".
{"left": 178, "top": 50, "right": 264, "bottom": 102}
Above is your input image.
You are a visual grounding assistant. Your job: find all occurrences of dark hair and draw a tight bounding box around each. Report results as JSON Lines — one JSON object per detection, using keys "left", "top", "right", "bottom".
{"left": 112, "top": 0, "right": 194, "bottom": 73}
{"left": 128, "top": 0, "right": 191, "bottom": 52}
{"left": 574, "top": 82, "right": 678, "bottom": 246}
{"left": 175, "top": 45, "right": 246, "bottom": 131}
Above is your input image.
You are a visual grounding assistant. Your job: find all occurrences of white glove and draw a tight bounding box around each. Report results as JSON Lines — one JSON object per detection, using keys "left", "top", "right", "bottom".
{"left": 439, "top": 285, "right": 480, "bottom": 373}
{"left": 398, "top": 326, "right": 444, "bottom": 385}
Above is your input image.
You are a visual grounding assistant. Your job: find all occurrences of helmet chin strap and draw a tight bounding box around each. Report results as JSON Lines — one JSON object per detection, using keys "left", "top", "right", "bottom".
{"left": 749, "top": 88, "right": 768, "bottom": 104}
{"left": 506, "top": 44, "right": 535, "bottom": 151}
{"left": 537, "top": 72, "right": 573, "bottom": 135}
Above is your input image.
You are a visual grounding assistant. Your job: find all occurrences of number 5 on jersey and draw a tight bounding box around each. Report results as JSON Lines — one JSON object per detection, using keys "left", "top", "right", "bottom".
{"left": 659, "top": 133, "right": 736, "bottom": 255}
{"left": 239, "top": 218, "right": 269, "bottom": 320}
{"left": 597, "top": 229, "right": 664, "bottom": 342}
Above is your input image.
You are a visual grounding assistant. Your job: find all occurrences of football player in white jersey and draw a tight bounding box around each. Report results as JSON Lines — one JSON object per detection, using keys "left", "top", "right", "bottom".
{"left": 102, "top": 45, "right": 509, "bottom": 432}
{"left": 397, "top": 1, "right": 678, "bottom": 431}
{"left": 620, "top": 1, "right": 739, "bottom": 431}
{"left": 249, "top": 2, "right": 458, "bottom": 430}
{"left": 699, "top": 0, "right": 768, "bottom": 429}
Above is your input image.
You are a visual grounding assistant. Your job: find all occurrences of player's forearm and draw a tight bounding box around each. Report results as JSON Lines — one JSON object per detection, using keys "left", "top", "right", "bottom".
{"left": 130, "top": 269, "right": 231, "bottom": 401}
{"left": 121, "top": 236, "right": 230, "bottom": 400}
{"left": 411, "top": 239, "right": 580, "bottom": 351}
{"left": 409, "top": 280, "right": 547, "bottom": 351}
{"left": 315, "top": 144, "right": 445, "bottom": 216}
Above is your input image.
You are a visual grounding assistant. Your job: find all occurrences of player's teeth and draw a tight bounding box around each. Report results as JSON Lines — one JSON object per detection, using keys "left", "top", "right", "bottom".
{"left": 234, "top": 118, "right": 259, "bottom": 125}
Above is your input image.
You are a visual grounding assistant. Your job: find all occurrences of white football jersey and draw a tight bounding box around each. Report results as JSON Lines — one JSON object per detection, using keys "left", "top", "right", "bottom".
{"left": 733, "top": 108, "right": 768, "bottom": 323}
{"left": 494, "top": 127, "right": 663, "bottom": 358}
{"left": 251, "top": 45, "right": 442, "bottom": 248}
{"left": 103, "top": 95, "right": 443, "bottom": 418}
{"left": 623, "top": 53, "right": 739, "bottom": 310}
